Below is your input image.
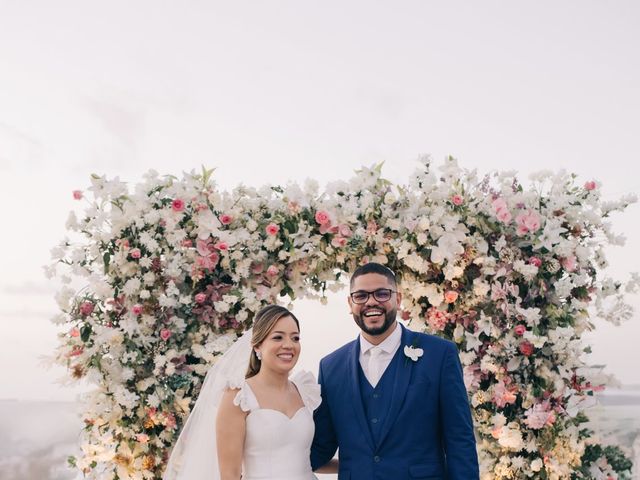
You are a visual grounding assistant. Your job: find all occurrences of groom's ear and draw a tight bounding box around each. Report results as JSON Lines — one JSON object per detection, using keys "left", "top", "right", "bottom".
{"left": 396, "top": 290, "right": 402, "bottom": 304}
{"left": 347, "top": 296, "right": 354, "bottom": 313}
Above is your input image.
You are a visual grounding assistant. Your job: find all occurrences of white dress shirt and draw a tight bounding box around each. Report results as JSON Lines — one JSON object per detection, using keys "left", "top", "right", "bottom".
{"left": 359, "top": 322, "right": 402, "bottom": 388}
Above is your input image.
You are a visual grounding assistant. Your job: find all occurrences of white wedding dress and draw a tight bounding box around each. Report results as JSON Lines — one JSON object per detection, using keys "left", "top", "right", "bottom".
{"left": 233, "top": 371, "right": 321, "bottom": 480}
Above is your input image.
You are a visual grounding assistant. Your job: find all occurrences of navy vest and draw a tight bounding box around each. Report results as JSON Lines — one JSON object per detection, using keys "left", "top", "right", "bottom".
{"left": 357, "top": 346, "right": 403, "bottom": 446}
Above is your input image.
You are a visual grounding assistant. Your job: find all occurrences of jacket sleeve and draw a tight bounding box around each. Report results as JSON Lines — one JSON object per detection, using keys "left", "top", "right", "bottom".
{"left": 440, "top": 341, "right": 480, "bottom": 479}
{"left": 310, "top": 360, "right": 338, "bottom": 470}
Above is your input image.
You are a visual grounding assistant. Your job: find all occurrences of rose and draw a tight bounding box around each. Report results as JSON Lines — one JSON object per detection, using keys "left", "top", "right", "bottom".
{"left": 214, "top": 241, "right": 229, "bottom": 251}
{"left": 528, "top": 256, "right": 542, "bottom": 267}
{"left": 132, "top": 304, "right": 144, "bottom": 316}
{"left": 266, "top": 265, "right": 279, "bottom": 276}
{"left": 130, "top": 248, "right": 141, "bottom": 259}
{"left": 194, "top": 292, "right": 207, "bottom": 304}
{"left": 514, "top": 325, "right": 526, "bottom": 336}
{"left": 314, "top": 210, "right": 331, "bottom": 225}
{"left": 160, "top": 329, "right": 172, "bottom": 341}
{"left": 452, "top": 194, "right": 464, "bottom": 206}
{"left": 171, "top": 199, "right": 185, "bottom": 212}
{"left": 219, "top": 214, "right": 233, "bottom": 225}
{"left": 72, "top": 190, "right": 83, "bottom": 200}
{"left": 79, "top": 301, "right": 94, "bottom": 316}
{"left": 265, "top": 223, "right": 280, "bottom": 236}
{"left": 584, "top": 180, "right": 597, "bottom": 191}
{"left": 444, "top": 290, "right": 459, "bottom": 303}
{"left": 519, "top": 340, "right": 534, "bottom": 356}
{"left": 338, "top": 224, "right": 353, "bottom": 237}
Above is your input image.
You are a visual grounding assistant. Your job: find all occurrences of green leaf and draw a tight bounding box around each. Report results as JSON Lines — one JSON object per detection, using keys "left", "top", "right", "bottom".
{"left": 80, "top": 324, "right": 92, "bottom": 343}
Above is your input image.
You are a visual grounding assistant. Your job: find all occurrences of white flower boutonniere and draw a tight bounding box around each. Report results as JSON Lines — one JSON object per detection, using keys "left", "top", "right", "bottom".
{"left": 404, "top": 345, "right": 424, "bottom": 362}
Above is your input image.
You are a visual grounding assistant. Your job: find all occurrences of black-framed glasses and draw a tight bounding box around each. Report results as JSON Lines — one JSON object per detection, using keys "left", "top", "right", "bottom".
{"left": 349, "top": 288, "right": 396, "bottom": 304}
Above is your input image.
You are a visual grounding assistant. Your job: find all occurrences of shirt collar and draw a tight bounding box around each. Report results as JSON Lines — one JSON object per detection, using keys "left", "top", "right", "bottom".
{"left": 359, "top": 322, "right": 402, "bottom": 355}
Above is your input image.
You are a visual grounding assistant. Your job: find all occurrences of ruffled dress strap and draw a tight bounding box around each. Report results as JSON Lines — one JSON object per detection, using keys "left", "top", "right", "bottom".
{"left": 232, "top": 381, "right": 260, "bottom": 413}
{"left": 291, "top": 370, "right": 322, "bottom": 411}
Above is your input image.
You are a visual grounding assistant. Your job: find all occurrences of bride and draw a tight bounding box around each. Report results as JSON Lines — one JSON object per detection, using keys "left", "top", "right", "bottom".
{"left": 163, "top": 304, "right": 336, "bottom": 480}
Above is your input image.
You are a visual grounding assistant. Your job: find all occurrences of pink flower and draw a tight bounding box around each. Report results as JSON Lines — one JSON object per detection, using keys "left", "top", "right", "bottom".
{"left": 519, "top": 340, "right": 534, "bottom": 356}
{"left": 79, "top": 301, "right": 94, "bottom": 316}
{"left": 130, "top": 248, "right": 141, "bottom": 259}
{"left": 171, "top": 199, "right": 185, "bottom": 212}
{"left": 524, "top": 402, "right": 556, "bottom": 429}
{"left": 72, "top": 190, "right": 83, "bottom": 200}
{"left": 452, "top": 194, "right": 464, "bottom": 206}
{"left": 444, "top": 290, "right": 459, "bottom": 304}
{"left": 70, "top": 327, "right": 80, "bottom": 338}
{"left": 319, "top": 223, "right": 338, "bottom": 235}
{"left": 426, "top": 307, "right": 449, "bottom": 331}
{"left": 514, "top": 325, "right": 526, "bottom": 336}
{"left": 160, "top": 328, "right": 172, "bottom": 341}
{"left": 492, "top": 381, "right": 517, "bottom": 407}
{"left": 251, "top": 262, "right": 264, "bottom": 274}
{"left": 515, "top": 210, "right": 542, "bottom": 236}
{"left": 214, "top": 241, "right": 229, "bottom": 251}
{"left": 561, "top": 255, "right": 577, "bottom": 272}
{"left": 338, "top": 224, "right": 353, "bottom": 238}
{"left": 266, "top": 265, "right": 279, "bottom": 276}
{"left": 181, "top": 239, "right": 193, "bottom": 248}
{"left": 195, "top": 252, "right": 219, "bottom": 270}
{"left": 265, "top": 223, "right": 280, "bottom": 236}
{"left": 492, "top": 197, "right": 513, "bottom": 224}
{"left": 219, "top": 214, "right": 233, "bottom": 225}
{"left": 136, "top": 433, "right": 149, "bottom": 443}
{"left": 584, "top": 180, "right": 597, "bottom": 191}
{"left": 196, "top": 238, "right": 215, "bottom": 256}
{"left": 331, "top": 236, "right": 347, "bottom": 248}
{"left": 132, "top": 304, "right": 144, "bottom": 316}
{"left": 194, "top": 292, "right": 207, "bottom": 304}
{"left": 315, "top": 210, "right": 331, "bottom": 225}
{"left": 529, "top": 256, "right": 542, "bottom": 267}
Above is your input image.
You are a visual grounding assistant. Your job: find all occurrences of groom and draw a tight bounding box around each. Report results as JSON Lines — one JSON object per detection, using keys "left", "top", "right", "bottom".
{"left": 311, "top": 262, "right": 479, "bottom": 479}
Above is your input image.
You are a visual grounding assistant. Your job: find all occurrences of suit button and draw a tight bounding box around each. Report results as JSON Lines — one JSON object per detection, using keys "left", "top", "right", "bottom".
{"left": 373, "top": 393, "right": 380, "bottom": 399}
{"left": 371, "top": 418, "right": 378, "bottom": 424}
{"left": 374, "top": 456, "right": 381, "bottom": 462}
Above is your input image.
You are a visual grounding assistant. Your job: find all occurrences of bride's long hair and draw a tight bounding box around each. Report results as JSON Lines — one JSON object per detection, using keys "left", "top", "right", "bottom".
{"left": 246, "top": 305, "right": 300, "bottom": 379}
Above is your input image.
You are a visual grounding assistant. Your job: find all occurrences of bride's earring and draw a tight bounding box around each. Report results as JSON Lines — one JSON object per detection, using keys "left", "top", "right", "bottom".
{"left": 255, "top": 350, "right": 262, "bottom": 360}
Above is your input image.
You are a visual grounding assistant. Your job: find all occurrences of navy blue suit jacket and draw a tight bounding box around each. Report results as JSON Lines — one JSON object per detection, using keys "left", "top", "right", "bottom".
{"left": 311, "top": 324, "right": 479, "bottom": 479}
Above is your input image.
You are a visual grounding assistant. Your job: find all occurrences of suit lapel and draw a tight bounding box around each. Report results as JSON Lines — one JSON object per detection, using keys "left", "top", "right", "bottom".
{"left": 348, "top": 338, "right": 376, "bottom": 452}
{"left": 377, "top": 324, "right": 413, "bottom": 448}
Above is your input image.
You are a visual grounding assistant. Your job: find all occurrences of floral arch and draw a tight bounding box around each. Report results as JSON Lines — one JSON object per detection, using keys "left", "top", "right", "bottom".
{"left": 49, "top": 159, "right": 637, "bottom": 479}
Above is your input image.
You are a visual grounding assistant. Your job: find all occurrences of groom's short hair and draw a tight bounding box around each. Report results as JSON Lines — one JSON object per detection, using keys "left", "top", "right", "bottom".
{"left": 350, "top": 262, "right": 397, "bottom": 289}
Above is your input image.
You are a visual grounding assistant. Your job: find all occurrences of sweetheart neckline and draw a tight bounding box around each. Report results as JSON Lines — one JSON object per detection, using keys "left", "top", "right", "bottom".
{"left": 247, "top": 406, "right": 307, "bottom": 421}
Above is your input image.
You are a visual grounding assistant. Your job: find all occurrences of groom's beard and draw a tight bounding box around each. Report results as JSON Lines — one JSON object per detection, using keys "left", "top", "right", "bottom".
{"left": 353, "top": 307, "right": 397, "bottom": 336}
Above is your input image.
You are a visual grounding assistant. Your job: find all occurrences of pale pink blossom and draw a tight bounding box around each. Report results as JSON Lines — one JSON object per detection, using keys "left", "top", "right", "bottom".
{"left": 492, "top": 381, "right": 517, "bottom": 407}
{"left": 584, "top": 180, "right": 597, "bottom": 191}
{"left": 492, "top": 197, "right": 513, "bottom": 224}
{"left": 320, "top": 223, "right": 338, "bottom": 235}
{"left": 452, "top": 194, "right": 464, "bottom": 206}
{"left": 426, "top": 307, "right": 448, "bottom": 331}
{"left": 136, "top": 433, "right": 149, "bottom": 443}
{"left": 524, "top": 402, "right": 556, "bottom": 429}
{"left": 79, "top": 301, "right": 94, "bottom": 316}
{"left": 515, "top": 210, "right": 542, "bottom": 236}
{"left": 561, "top": 255, "right": 577, "bottom": 272}
{"left": 266, "top": 265, "right": 279, "bottom": 276}
{"left": 171, "top": 199, "right": 185, "bottom": 212}
{"left": 251, "top": 262, "right": 264, "bottom": 274}
{"left": 72, "top": 190, "right": 83, "bottom": 200}
{"left": 331, "top": 236, "right": 347, "bottom": 248}
{"left": 196, "top": 239, "right": 215, "bottom": 256}
{"left": 181, "top": 239, "right": 193, "bottom": 247}
{"left": 160, "top": 329, "right": 172, "bottom": 341}
{"left": 315, "top": 210, "right": 331, "bottom": 225}
{"left": 265, "top": 223, "right": 280, "bottom": 236}
{"left": 132, "top": 304, "right": 144, "bottom": 316}
{"left": 194, "top": 292, "right": 207, "bottom": 304}
{"left": 130, "top": 248, "right": 141, "bottom": 259}
{"left": 70, "top": 327, "right": 80, "bottom": 338}
{"left": 338, "top": 224, "right": 353, "bottom": 238}
{"left": 219, "top": 214, "right": 233, "bottom": 225}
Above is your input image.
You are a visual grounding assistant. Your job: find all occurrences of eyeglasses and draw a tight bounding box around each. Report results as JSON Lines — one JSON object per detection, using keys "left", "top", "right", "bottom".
{"left": 349, "top": 288, "right": 396, "bottom": 304}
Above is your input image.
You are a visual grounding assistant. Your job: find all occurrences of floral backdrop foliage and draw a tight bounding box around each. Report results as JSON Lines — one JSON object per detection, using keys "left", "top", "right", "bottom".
{"left": 48, "top": 158, "right": 639, "bottom": 479}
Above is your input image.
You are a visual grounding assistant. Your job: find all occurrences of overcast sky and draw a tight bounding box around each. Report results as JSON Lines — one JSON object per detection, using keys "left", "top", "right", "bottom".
{"left": 0, "top": 1, "right": 639, "bottom": 401}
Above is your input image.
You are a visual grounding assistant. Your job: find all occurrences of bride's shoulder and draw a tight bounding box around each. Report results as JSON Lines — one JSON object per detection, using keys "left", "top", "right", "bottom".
{"left": 291, "top": 370, "right": 322, "bottom": 410}
{"left": 220, "top": 379, "right": 258, "bottom": 413}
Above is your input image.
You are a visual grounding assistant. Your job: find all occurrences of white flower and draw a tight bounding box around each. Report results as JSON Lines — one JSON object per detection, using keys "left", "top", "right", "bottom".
{"left": 404, "top": 345, "right": 424, "bottom": 362}
{"left": 430, "top": 231, "right": 465, "bottom": 264}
